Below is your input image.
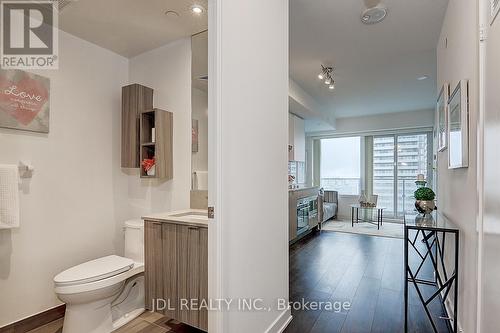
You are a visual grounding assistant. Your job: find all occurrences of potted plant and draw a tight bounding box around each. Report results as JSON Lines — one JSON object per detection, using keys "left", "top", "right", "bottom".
{"left": 414, "top": 187, "right": 436, "bottom": 215}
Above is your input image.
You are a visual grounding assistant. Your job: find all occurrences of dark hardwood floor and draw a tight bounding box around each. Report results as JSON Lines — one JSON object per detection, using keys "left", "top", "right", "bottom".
{"left": 285, "top": 230, "right": 451, "bottom": 333}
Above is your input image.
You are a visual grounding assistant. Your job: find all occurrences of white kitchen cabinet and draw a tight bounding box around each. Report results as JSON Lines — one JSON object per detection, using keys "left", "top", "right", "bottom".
{"left": 289, "top": 113, "right": 306, "bottom": 162}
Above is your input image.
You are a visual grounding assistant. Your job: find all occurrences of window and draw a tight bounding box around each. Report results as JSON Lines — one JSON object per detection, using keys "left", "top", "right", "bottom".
{"left": 320, "top": 137, "right": 361, "bottom": 195}
{"left": 373, "top": 133, "right": 429, "bottom": 217}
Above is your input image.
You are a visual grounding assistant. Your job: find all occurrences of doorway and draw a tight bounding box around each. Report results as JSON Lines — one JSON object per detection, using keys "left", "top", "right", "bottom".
{"left": 373, "top": 132, "right": 433, "bottom": 219}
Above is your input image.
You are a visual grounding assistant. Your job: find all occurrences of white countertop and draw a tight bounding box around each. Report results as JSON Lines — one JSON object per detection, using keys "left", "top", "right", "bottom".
{"left": 142, "top": 209, "right": 208, "bottom": 227}
{"left": 288, "top": 186, "right": 319, "bottom": 192}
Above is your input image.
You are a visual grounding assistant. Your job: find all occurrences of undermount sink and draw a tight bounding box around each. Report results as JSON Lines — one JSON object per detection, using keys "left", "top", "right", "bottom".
{"left": 172, "top": 212, "right": 207, "bottom": 220}
{"left": 142, "top": 209, "right": 208, "bottom": 226}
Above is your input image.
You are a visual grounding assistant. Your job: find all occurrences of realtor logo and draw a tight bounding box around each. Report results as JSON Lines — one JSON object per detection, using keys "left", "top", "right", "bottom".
{"left": 1, "top": 0, "right": 58, "bottom": 69}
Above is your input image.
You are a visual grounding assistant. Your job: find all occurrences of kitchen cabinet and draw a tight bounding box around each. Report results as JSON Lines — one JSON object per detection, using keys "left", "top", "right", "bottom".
{"left": 121, "top": 84, "right": 153, "bottom": 168}
{"left": 144, "top": 220, "right": 208, "bottom": 331}
{"left": 288, "top": 113, "right": 306, "bottom": 162}
{"left": 289, "top": 187, "right": 319, "bottom": 243}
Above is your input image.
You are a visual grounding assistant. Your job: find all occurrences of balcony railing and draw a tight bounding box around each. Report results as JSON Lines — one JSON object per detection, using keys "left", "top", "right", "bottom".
{"left": 320, "top": 177, "right": 360, "bottom": 195}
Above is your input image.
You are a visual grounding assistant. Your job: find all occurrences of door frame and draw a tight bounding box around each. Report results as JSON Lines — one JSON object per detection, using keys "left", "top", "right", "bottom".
{"left": 207, "top": 0, "right": 224, "bottom": 331}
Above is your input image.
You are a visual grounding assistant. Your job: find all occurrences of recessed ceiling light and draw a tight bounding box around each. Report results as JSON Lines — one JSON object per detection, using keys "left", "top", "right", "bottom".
{"left": 190, "top": 4, "right": 204, "bottom": 15}
{"left": 417, "top": 75, "right": 429, "bottom": 81}
{"left": 361, "top": 6, "right": 388, "bottom": 25}
{"left": 164, "top": 10, "right": 180, "bottom": 18}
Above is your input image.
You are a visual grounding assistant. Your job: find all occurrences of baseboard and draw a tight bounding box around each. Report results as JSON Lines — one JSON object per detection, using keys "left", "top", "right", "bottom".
{"left": 264, "top": 309, "right": 292, "bottom": 333}
{"left": 0, "top": 304, "right": 66, "bottom": 333}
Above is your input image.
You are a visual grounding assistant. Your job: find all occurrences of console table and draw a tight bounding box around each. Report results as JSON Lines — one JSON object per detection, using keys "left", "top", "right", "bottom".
{"left": 404, "top": 212, "right": 459, "bottom": 333}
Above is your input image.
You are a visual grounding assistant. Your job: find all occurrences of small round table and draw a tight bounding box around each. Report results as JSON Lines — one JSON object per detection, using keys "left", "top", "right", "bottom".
{"left": 350, "top": 204, "right": 386, "bottom": 230}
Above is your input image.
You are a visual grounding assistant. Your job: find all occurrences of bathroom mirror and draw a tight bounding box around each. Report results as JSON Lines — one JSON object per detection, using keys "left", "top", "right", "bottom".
{"left": 191, "top": 31, "right": 209, "bottom": 209}
{"left": 448, "top": 80, "right": 469, "bottom": 169}
{"left": 437, "top": 84, "right": 448, "bottom": 152}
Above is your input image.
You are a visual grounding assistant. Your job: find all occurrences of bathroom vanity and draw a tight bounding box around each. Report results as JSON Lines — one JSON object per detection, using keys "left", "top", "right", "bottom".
{"left": 142, "top": 209, "right": 208, "bottom": 331}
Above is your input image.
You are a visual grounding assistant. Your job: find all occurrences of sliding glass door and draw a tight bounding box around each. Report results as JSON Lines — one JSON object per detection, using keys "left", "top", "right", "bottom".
{"left": 373, "top": 133, "right": 431, "bottom": 218}
{"left": 373, "top": 136, "right": 395, "bottom": 214}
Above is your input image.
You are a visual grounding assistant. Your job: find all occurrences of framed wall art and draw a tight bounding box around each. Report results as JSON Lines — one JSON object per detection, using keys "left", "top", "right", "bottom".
{"left": 192, "top": 119, "right": 199, "bottom": 152}
{"left": 448, "top": 80, "right": 469, "bottom": 169}
{"left": 437, "top": 83, "right": 449, "bottom": 152}
{"left": 0, "top": 69, "right": 50, "bottom": 133}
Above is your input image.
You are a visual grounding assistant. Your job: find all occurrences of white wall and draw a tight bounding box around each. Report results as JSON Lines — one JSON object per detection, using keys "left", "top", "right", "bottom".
{"left": 212, "top": 0, "right": 290, "bottom": 332}
{"left": 124, "top": 39, "right": 192, "bottom": 219}
{"left": 436, "top": 0, "right": 479, "bottom": 332}
{"left": 0, "top": 31, "right": 129, "bottom": 326}
{"left": 192, "top": 87, "right": 208, "bottom": 173}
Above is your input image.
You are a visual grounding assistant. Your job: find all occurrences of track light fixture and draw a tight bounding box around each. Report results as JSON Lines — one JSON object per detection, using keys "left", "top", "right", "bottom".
{"left": 317, "top": 65, "right": 335, "bottom": 91}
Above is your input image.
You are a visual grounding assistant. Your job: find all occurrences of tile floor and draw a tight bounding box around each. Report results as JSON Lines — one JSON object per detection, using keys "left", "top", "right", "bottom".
{"left": 26, "top": 311, "right": 205, "bottom": 333}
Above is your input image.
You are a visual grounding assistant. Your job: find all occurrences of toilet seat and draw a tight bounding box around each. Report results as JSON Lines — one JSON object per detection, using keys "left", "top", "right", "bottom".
{"left": 54, "top": 255, "right": 134, "bottom": 287}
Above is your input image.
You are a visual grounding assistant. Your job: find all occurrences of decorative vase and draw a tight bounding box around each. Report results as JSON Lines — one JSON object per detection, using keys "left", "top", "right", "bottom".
{"left": 415, "top": 200, "right": 436, "bottom": 215}
{"left": 358, "top": 191, "right": 367, "bottom": 204}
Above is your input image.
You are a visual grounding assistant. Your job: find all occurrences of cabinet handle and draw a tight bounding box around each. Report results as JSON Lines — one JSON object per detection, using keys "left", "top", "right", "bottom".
{"left": 188, "top": 227, "right": 199, "bottom": 230}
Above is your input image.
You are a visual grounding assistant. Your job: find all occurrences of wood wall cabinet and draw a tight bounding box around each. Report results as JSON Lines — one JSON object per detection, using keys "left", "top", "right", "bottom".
{"left": 121, "top": 84, "right": 153, "bottom": 168}
{"left": 139, "top": 109, "right": 173, "bottom": 179}
{"left": 144, "top": 221, "right": 208, "bottom": 331}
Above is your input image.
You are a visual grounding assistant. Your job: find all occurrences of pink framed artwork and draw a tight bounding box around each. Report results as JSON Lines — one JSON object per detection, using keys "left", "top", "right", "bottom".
{"left": 192, "top": 119, "right": 199, "bottom": 152}
{"left": 0, "top": 69, "right": 50, "bottom": 133}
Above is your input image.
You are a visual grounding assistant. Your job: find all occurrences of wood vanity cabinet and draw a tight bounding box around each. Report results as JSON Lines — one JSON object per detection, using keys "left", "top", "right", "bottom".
{"left": 144, "top": 221, "right": 208, "bottom": 331}
{"left": 121, "top": 84, "right": 153, "bottom": 168}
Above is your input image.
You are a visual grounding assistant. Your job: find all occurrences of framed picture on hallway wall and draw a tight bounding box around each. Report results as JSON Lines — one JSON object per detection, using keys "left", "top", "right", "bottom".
{"left": 0, "top": 69, "right": 50, "bottom": 133}
{"left": 448, "top": 80, "right": 469, "bottom": 169}
{"left": 437, "top": 83, "right": 449, "bottom": 152}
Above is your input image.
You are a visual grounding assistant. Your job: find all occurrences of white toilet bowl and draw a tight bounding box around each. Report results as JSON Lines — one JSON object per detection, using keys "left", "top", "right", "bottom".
{"left": 54, "top": 220, "right": 145, "bottom": 333}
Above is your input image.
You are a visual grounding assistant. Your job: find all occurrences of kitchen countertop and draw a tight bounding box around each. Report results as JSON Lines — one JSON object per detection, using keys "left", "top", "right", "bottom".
{"left": 288, "top": 186, "right": 319, "bottom": 192}
{"left": 142, "top": 209, "right": 208, "bottom": 227}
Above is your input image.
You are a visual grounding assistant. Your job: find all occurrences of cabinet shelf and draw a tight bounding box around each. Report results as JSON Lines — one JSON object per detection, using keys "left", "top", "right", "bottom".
{"left": 139, "top": 108, "right": 173, "bottom": 179}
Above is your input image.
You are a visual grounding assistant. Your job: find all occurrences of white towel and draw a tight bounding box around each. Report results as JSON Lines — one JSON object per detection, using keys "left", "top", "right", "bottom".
{"left": 194, "top": 171, "right": 208, "bottom": 191}
{"left": 0, "top": 165, "right": 20, "bottom": 229}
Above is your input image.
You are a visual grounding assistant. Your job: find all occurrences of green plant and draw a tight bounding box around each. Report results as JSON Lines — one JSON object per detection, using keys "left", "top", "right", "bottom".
{"left": 414, "top": 187, "right": 436, "bottom": 201}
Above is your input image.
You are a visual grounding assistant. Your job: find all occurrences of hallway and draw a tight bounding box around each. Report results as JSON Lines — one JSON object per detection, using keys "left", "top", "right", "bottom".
{"left": 285, "top": 231, "right": 450, "bottom": 333}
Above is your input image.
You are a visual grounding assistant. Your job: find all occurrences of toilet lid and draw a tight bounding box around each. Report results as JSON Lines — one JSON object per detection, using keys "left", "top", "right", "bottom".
{"left": 54, "top": 255, "right": 134, "bottom": 286}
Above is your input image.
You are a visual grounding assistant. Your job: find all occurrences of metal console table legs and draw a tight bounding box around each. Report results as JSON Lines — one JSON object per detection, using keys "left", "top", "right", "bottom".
{"left": 404, "top": 213, "right": 459, "bottom": 333}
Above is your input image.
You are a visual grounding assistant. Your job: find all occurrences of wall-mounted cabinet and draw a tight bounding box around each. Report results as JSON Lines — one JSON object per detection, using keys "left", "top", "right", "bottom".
{"left": 140, "top": 109, "right": 173, "bottom": 179}
{"left": 121, "top": 84, "right": 153, "bottom": 168}
{"left": 289, "top": 113, "right": 306, "bottom": 162}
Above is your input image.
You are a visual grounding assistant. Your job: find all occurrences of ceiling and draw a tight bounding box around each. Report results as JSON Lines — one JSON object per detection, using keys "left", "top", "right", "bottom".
{"left": 290, "top": 0, "right": 449, "bottom": 119}
{"left": 59, "top": 0, "right": 208, "bottom": 58}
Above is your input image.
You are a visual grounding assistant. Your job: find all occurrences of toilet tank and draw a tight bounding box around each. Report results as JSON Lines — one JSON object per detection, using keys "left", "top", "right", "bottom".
{"left": 124, "top": 219, "right": 144, "bottom": 263}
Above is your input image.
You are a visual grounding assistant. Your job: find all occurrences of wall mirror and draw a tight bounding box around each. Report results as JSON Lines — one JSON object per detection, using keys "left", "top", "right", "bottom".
{"left": 437, "top": 84, "right": 449, "bottom": 151}
{"left": 448, "top": 80, "right": 469, "bottom": 169}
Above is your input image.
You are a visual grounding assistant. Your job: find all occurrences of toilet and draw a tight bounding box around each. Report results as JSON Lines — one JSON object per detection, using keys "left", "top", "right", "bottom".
{"left": 54, "top": 219, "right": 145, "bottom": 333}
